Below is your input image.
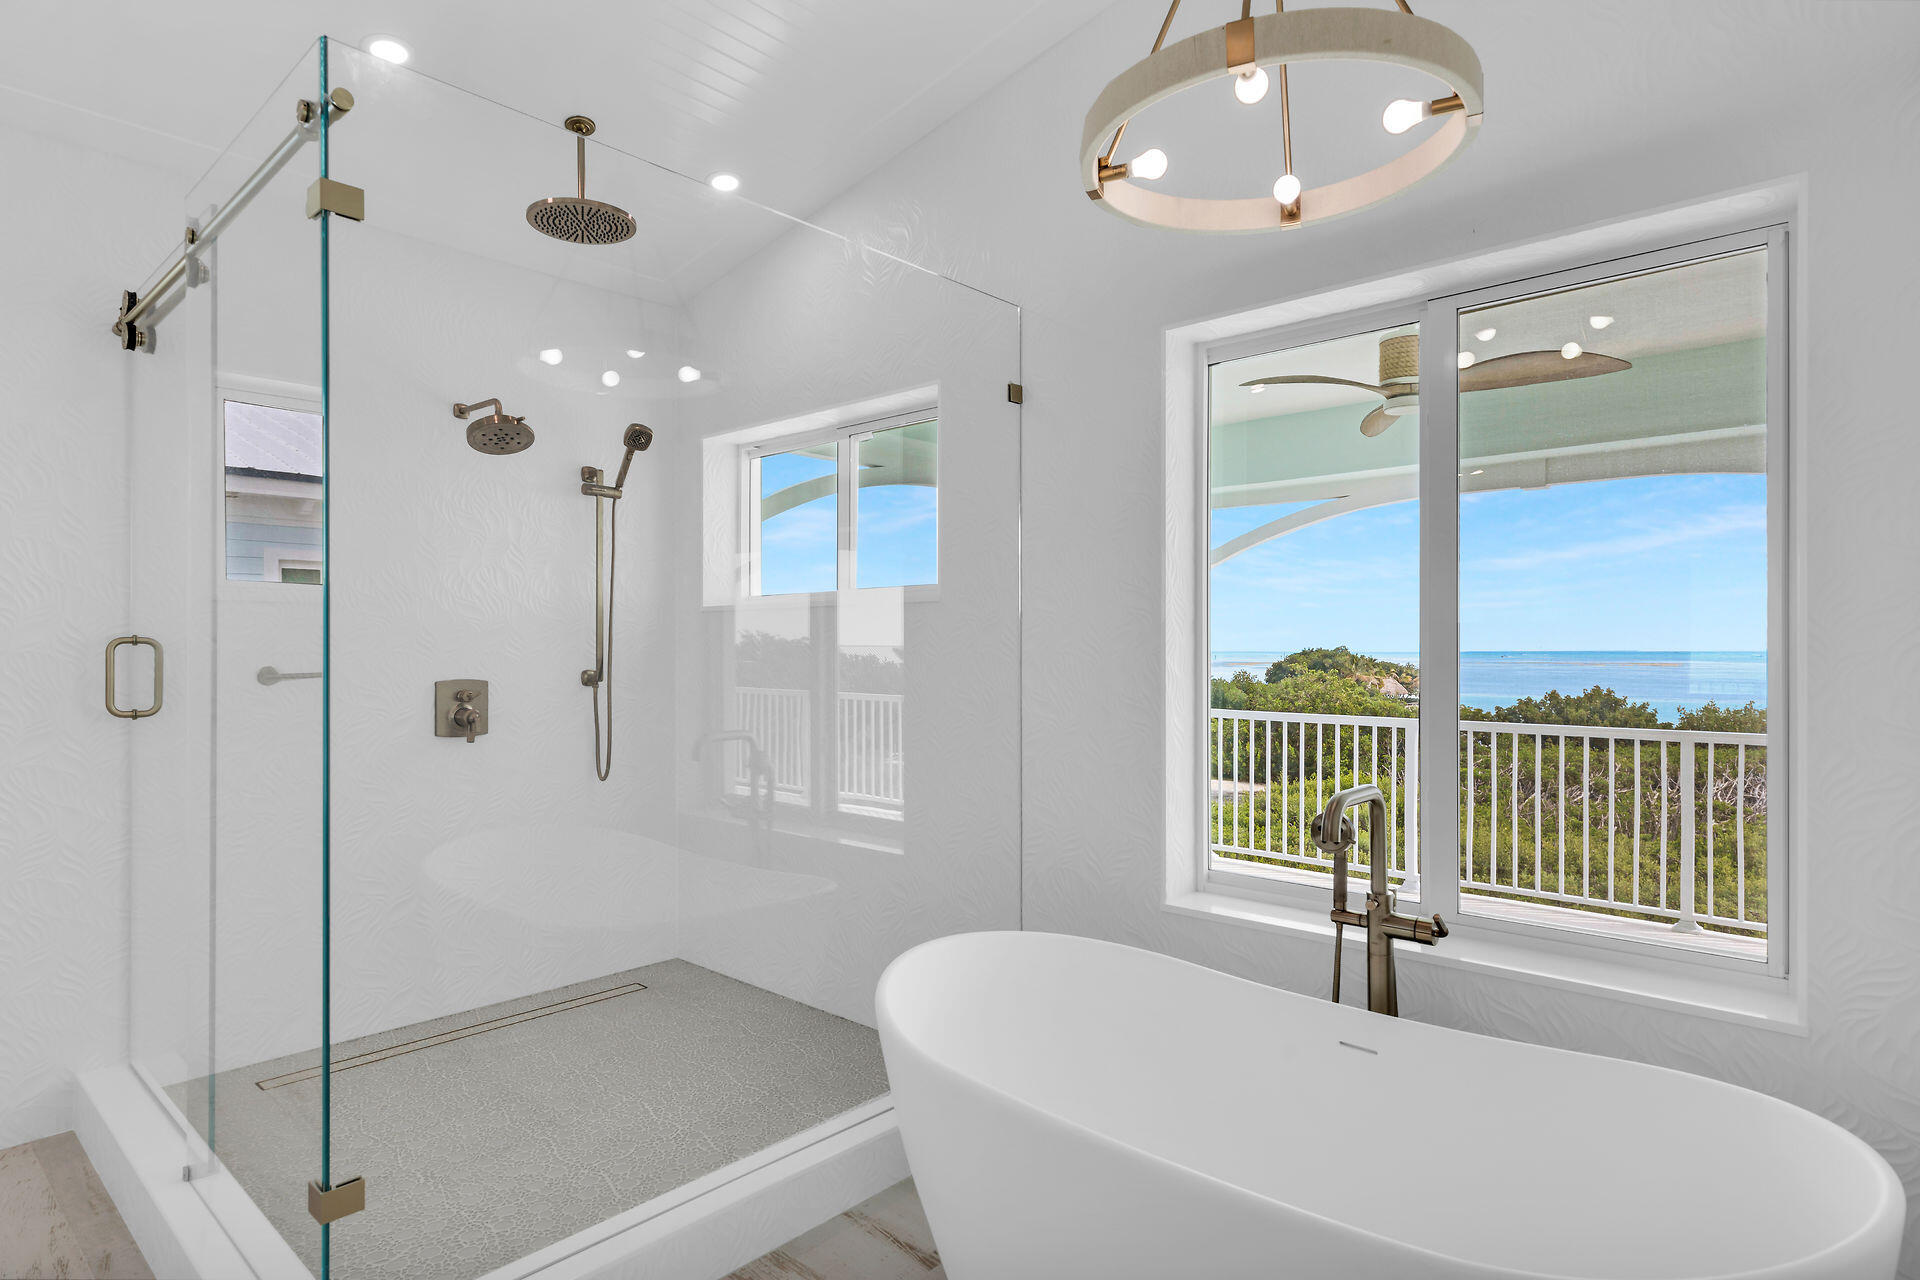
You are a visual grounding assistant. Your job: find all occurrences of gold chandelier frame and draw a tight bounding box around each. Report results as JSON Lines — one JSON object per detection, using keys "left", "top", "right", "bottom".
{"left": 1081, "top": 3, "right": 1484, "bottom": 233}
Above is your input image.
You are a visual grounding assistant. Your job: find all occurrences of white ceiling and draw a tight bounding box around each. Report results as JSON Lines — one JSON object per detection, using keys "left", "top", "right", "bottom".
{"left": 0, "top": 0, "right": 1117, "bottom": 294}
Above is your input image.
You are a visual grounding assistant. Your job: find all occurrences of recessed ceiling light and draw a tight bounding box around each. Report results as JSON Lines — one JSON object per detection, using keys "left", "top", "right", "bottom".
{"left": 1474, "top": 327, "right": 1496, "bottom": 342}
{"left": 601, "top": 370, "right": 620, "bottom": 387}
{"left": 538, "top": 348, "right": 563, "bottom": 366}
{"left": 708, "top": 173, "right": 740, "bottom": 193}
{"left": 1588, "top": 314, "right": 1614, "bottom": 329}
{"left": 626, "top": 349, "right": 645, "bottom": 359}
{"left": 366, "top": 36, "right": 411, "bottom": 65}
{"left": 1561, "top": 342, "right": 1583, "bottom": 359}
{"left": 677, "top": 365, "right": 701, "bottom": 383}
{"left": 1457, "top": 351, "right": 1476, "bottom": 369}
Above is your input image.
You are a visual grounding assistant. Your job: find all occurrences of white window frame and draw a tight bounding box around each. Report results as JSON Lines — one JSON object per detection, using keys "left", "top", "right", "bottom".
{"left": 1190, "top": 224, "right": 1791, "bottom": 983}
{"left": 742, "top": 406, "right": 939, "bottom": 598}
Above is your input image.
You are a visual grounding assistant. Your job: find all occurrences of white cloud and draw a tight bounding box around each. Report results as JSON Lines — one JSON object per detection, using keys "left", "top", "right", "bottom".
{"left": 1472, "top": 505, "right": 1765, "bottom": 572}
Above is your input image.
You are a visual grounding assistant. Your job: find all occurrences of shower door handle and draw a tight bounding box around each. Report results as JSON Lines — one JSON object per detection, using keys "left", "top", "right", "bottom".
{"left": 105, "top": 634, "right": 164, "bottom": 719}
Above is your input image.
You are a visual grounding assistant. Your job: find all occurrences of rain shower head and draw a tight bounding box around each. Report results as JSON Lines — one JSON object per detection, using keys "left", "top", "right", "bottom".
{"left": 527, "top": 116, "right": 637, "bottom": 246}
{"left": 452, "top": 398, "right": 535, "bottom": 455}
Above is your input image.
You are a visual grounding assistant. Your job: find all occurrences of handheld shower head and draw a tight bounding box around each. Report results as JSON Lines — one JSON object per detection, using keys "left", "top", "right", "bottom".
{"left": 452, "top": 398, "right": 535, "bottom": 455}
{"left": 581, "top": 423, "right": 655, "bottom": 498}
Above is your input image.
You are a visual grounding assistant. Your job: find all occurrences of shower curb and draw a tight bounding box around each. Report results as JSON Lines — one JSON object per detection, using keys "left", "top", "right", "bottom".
{"left": 77, "top": 1064, "right": 308, "bottom": 1280}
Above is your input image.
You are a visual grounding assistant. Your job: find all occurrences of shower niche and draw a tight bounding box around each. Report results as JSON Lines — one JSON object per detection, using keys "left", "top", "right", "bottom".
{"left": 123, "top": 35, "right": 1022, "bottom": 1280}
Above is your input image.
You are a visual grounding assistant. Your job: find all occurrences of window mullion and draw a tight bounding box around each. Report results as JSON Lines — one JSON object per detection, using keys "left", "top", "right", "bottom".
{"left": 837, "top": 438, "right": 856, "bottom": 589}
{"left": 1417, "top": 301, "right": 1462, "bottom": 923}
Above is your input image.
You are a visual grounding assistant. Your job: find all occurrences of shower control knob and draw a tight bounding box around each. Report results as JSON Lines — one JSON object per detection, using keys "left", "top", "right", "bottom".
{"left": 450, "top": 695, "right": 481, "bottom": 744}
{"left": 435, "top": 679, "right": 489, "bottom": 743}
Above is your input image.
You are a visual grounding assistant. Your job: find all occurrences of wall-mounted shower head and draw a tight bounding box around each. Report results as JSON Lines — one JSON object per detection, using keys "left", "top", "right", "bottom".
{"left": 452, "top": 398, "right": 535, "bottom": 455}
{"left": 526, "top": 116, "right": 637, "bottom": 246}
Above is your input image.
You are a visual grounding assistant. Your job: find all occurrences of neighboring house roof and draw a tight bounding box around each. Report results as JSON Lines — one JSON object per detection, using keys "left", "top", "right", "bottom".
{"left": 225, "top": 399, "right": 321, "bottom": 479}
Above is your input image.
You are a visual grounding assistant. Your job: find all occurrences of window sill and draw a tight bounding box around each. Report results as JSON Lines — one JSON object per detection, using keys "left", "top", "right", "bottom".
{"left": 1163, "top": 890, "right": 1804, "bottom": 1035}
{"left": 708, "top": 584, "right": 941, "bottom": 610}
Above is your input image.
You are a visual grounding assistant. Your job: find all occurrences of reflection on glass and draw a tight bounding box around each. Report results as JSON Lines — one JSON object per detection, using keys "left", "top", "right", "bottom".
{"left": 223, "top": 398, "right": 323, "bottom": 583}
{"left": 755, "top": 443, "right": 838, "bottom": 595}
{"left": 1456, "top": 248, "right": 1770, "bottom": 956}
{"left": 856, "top": 419, "right": 938, "bottom": 588}
{"left": 1207, "top": 323, "right": 1421, "bottom": 897}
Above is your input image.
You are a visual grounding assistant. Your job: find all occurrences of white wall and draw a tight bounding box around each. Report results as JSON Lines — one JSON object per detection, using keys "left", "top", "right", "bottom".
{"left": 0, "top": 120, "right": 185, "bottom": 1148}
{"left": 792, "top": 1, "right": 1920, "bottom": 1272}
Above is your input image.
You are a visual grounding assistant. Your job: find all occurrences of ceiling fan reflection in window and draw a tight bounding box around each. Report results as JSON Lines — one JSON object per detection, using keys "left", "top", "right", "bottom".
{"left": 1240, "top": 331, "right": 1630, "bottom": 437}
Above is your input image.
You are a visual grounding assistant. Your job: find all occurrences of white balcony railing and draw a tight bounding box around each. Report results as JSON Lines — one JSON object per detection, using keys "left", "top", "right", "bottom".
{"left": 733, "top": 687, "right": 905, "bottom": 809}
{"left": 1210, "top": 709, "right": 1420, "bottom": 894}
{"left": 1210, "top": 709, "right": 1768, "bottom": 938}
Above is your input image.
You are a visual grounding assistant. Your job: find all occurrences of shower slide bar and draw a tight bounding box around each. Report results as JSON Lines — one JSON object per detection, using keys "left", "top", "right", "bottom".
{"left": 110, "top": 87, "right": 358, "bottom": 352}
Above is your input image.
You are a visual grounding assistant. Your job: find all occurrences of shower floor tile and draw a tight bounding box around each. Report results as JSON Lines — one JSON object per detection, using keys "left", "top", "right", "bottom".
{"left": 166, "top": 960, "right": 890, "bottom": 1280}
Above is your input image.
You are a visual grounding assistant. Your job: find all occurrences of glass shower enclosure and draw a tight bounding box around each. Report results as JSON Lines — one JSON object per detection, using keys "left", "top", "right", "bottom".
{"left": 126, "top": 36, "right": 1022, "bottom": 1279}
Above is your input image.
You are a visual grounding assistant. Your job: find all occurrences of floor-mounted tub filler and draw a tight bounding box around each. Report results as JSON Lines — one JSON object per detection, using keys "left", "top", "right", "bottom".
{"left": 877, "top": 932, "right": 1906, "bottom": 1280}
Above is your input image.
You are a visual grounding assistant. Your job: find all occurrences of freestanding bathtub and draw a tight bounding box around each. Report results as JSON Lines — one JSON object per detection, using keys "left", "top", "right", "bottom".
{"left": 876, "top": 931, "right": 1905, "bottom": 1280}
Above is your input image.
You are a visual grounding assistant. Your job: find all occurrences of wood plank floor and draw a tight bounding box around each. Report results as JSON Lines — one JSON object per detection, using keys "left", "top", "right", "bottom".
{"left": 0, "top": 1132, "right": 153, "bottom": 1280}
{"left": 729, "top": 1178, "right": 943, "bottom": 1279}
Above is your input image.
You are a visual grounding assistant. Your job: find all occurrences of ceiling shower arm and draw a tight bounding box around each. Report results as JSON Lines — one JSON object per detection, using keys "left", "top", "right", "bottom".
{"left": 112, "top": 88, "right": 354, "bottom": 352}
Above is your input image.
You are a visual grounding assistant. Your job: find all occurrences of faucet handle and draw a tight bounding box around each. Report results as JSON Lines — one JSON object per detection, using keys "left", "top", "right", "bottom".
{"left": 1411, "top": 913, "right": 1448, "bottom": 944}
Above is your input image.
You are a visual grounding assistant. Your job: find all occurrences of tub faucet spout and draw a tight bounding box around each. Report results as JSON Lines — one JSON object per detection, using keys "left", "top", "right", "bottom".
{"left": 1311, "top": 783, "right": 1446, "bottom": 1016}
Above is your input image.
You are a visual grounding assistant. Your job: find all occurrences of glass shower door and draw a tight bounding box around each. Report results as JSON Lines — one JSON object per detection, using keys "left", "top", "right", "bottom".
{"left": 124, "top": 36, "right": 332, "bottom": 1275}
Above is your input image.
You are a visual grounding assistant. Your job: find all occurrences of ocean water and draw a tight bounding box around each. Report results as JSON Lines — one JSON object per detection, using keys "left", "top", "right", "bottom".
{"left": 1211, "top": 651, "right": 1767, "bottom": 724}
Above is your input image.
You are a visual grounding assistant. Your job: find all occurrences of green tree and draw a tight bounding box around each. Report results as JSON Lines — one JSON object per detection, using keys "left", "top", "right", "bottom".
{"left": 1248, "top": 670, "right": 1412, "bottom": 718}
{"left": 1675, "top": 700, "right": 1766, "bottom": 732}
{"left": 1469, "top": 684, "right": 1662, "bottom": 728}
{"left": 1264, "top": 645, "right": 1417, "bottom": 689}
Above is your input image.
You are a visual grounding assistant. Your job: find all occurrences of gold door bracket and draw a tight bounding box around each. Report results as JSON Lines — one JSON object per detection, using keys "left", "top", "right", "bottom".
{"left": 308, "top": 1176, "right": 366, "bottom": 1224}
{"left": 307, "top": 177, "right": 365, "bottom": 222}
{"left": 105, "top": 635, "right": 163, "bottom": 719}
{"left": 1007, "top": 382, "right": 1025, "bottom": 404}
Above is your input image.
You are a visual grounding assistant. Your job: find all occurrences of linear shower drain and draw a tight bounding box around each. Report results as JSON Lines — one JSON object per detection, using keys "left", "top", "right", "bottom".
{"left": 255, "top": 982, "right": 648, "bottom": 1089}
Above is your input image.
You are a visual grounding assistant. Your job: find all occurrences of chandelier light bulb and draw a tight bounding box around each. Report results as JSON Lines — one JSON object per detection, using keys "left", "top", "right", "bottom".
{"left": 601, "top": 370, "right": 620, "bottom": 388}
{"left": 677, "top": 365, "right": 702, "bottom": 383}
{"left": 1272, "top": 172, "right": 1302, "bottom": 206}
{"left": 1458, "top": 351, "right": 1476, "bottom": 369}
{"left": 1233, "top": 67, "right": 1270, "bottom": 105}
{"left": 1475, "top": 327, "right": 1497, "bottom": 342}
{"left": 1129, "top": 148, "right": 1168, "bottom": 181}
{"left": 1561, "top": 342, "right": 1583, "bottom": 359}
{"left": 1382, "top": 98, "right": 1430, "bottom": 135}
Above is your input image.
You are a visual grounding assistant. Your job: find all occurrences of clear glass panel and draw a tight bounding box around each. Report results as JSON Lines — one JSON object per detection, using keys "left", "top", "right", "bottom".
{"left": 223, "top": 399, "right": 324, "bottom": 583}
{"left": 124, "top": 36, "right": 327, "bottom": 1269}
{"left": 756, "top": 442, "right": 839, "bottom": 594}
{"left": 302, "top": 39, "right": 1021, "bottom": 1278}
{"left": 1456, "top": 248, "right": 1770, "bottom": 959}
{"left": 1207, "top": 323, "right": 1421, "bottom": 899}
{"left": 856, "top": 419, "right": 938, "bottom": 589}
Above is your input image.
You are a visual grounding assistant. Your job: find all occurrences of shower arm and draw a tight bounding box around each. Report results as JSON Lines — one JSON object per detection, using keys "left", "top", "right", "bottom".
{"left": 453, "top": 398, "right": 504, "bottom": 421}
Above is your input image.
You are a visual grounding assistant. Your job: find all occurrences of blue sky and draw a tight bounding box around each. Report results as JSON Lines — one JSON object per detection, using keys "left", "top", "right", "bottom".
{"left": 757, "top": 450, "right": 937, "bottom": 594}
{"left": 1209, "top": 474, "right": 1768, "bottom": 654}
